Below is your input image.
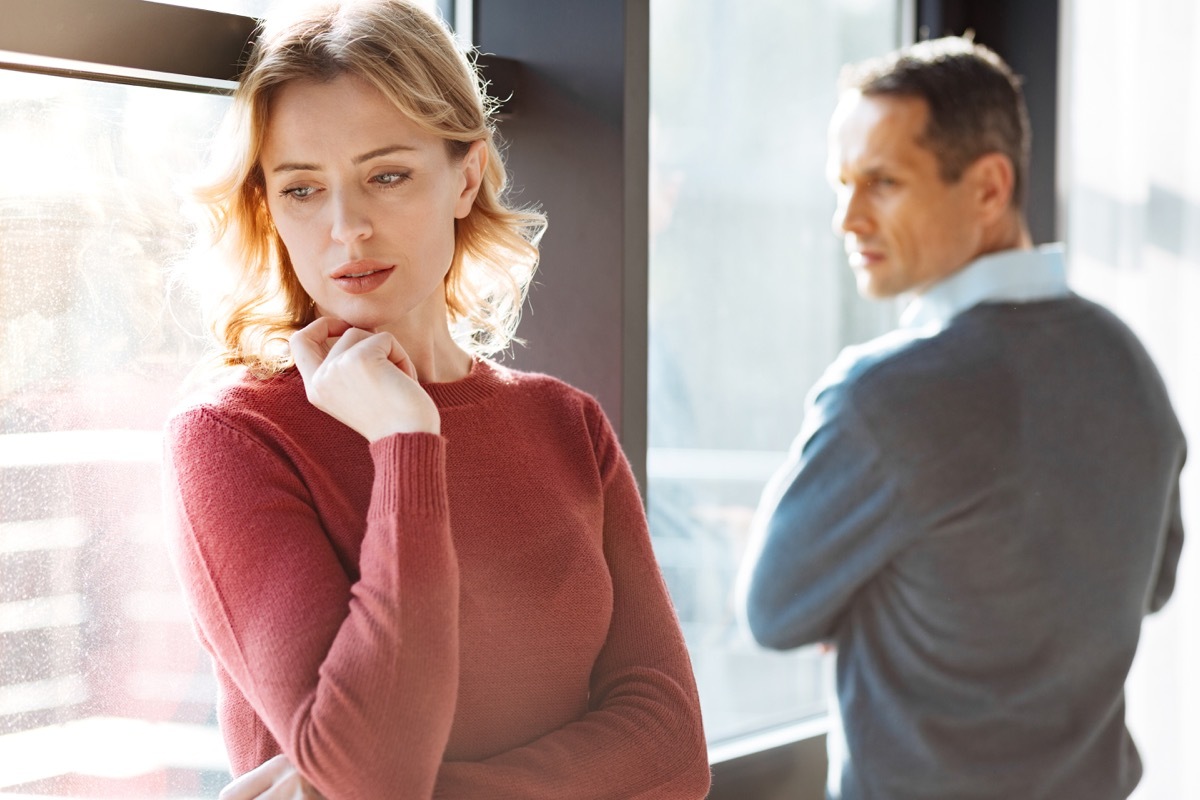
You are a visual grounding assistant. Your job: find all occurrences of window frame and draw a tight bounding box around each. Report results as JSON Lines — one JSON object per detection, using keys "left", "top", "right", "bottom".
{"left": 1, "top": 0, "right": 254, "bottom": 93}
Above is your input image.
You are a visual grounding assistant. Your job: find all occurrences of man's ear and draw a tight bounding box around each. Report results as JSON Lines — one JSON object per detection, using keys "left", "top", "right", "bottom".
{"left": 964, "top": 152, "right": 1016, "bottom": 223}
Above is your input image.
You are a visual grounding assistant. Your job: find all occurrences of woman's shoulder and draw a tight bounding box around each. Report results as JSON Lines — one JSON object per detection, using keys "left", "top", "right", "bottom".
{"left": 483, "top": 360, "right": 616, "bottom": 444}
{"left": 166, "top": 365, "right": 309, "bottom": 447}
{"left": 485, "top": 360, "right": 605, "bottom": 416}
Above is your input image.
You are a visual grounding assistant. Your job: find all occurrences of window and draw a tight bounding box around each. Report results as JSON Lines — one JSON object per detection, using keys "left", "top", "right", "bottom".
{"left": 0, "top": 67, "right": 231, "bottom": 795}
{"left": 1061, "top": 1, "right": 1200, "bottom": 796}
{"left": 647, "top": 0, "right": 904, "bottom": 747}
{"left": 153, "top": 0, "right": 453, "bottom": 28}
{"left": 153, "top": 0, "right": 274, "bottom": 14}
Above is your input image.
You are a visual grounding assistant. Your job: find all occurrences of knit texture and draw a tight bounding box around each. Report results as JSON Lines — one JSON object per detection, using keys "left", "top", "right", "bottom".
{"left": 164, "top": 359, "right": 710, "bottom": 799}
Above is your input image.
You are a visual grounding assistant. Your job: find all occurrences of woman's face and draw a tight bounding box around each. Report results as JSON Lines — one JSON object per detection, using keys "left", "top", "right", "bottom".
{"left": 260, "top": 73, "right": 484, "bottom": 335}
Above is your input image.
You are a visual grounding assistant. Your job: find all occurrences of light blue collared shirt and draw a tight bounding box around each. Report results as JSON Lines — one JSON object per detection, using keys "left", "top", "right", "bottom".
{"left": 900, "top": 244, "right": 1069, "bottom": 330}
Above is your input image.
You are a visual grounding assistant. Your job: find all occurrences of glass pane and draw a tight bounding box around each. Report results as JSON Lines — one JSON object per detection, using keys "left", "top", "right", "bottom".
{"left": 1063, "top": 3, "right": 1200, "bottom": 798}
{"left": 155, "top": 0, "right": 443, "bottom": 20}
{"left": 0, "top": 70, "right": 228, "bottom": 797}
{"left": 648, "top": 0, "right": 902, "bottom": 744}
{"left": 153, "top": 2, "right": 469, "bottom": 51}
{"left": 152, "top": 0, "right": 274, "bottom": 16}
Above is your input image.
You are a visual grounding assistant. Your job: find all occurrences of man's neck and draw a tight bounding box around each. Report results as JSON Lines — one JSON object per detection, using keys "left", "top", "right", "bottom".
{"left": 915, "top": 213, "right": 1032, "bottom": 297}
{"left": 976, "top": 212, "right": 1033, "bottom": 259}
{"left": 901, "top": 242, "right": 1069, "bottom": 329}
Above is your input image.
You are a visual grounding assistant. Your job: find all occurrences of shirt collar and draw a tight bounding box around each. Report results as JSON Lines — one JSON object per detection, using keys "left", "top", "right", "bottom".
{"left": 900, "top": 244, "right": 1069, "bottom": 329}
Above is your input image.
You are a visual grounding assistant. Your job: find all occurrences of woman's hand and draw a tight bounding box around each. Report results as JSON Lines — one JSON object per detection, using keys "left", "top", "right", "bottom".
{"left": 290, "top": 317, "right": 440, "bottom": 440}
{"left": 218, "top": 754, "right": 326, "bottom": 800}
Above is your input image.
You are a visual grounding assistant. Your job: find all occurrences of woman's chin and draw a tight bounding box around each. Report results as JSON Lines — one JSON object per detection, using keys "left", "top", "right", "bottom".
{"left": 344, "top": 317, "right": 382, "bottom": 333}
{"left": 316, "top": 305, "right": 386, "bottom": 333}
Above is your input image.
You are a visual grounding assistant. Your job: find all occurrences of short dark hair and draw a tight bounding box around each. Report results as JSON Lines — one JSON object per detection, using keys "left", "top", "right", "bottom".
{"left": 839, "top": 36, "right": 1031, "bottom": 210}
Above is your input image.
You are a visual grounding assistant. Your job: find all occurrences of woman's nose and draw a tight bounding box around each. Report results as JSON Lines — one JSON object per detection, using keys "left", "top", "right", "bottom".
{"left": 329, "top": 189, "right": 373, "bottom": 244}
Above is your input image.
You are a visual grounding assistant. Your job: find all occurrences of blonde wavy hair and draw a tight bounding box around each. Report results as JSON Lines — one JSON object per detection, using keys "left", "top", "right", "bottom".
{"left": 194, "top": 0, "right": 545, "bottom": 373}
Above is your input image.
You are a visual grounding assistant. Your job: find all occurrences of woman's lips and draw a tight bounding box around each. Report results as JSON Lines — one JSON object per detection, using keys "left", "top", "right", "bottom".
{"left": 331, "top": 261, "right": 395, "bottom": 294}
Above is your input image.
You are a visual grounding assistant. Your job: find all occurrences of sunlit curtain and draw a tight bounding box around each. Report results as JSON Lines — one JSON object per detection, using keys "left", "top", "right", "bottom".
{"left": 1062, "top": 1, "right": 1200, "bottom": 797}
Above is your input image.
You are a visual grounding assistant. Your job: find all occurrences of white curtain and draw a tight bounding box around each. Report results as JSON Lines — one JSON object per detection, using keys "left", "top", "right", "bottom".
{"left": 1062, "top": 1, "right": 1200, "bottom": 797}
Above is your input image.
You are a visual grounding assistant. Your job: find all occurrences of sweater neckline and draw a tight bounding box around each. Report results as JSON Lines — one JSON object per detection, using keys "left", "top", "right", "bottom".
{"left": 420, "top": 358, "right": 507, "bottom": 409}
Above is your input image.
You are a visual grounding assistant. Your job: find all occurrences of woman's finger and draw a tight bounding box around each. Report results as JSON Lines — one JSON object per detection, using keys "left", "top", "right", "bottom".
{"left": 289, "top": 317, "right": 351, "bottom": 379}
{"left": 217, "top": 753, "right": 291, "bottom": 800}
{"left": 255, "top": 776, "right": 310, "bottom": 800}
{"left": 369, "top": 331, "right": 419, "bottom": 383}
{"left": 319, "top": 325, "right": 377, "bottom": 365}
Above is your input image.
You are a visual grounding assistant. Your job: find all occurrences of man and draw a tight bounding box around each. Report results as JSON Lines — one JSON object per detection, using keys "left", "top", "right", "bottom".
{"left": 738, "top": 37, "right": 1185, "bottom": 800}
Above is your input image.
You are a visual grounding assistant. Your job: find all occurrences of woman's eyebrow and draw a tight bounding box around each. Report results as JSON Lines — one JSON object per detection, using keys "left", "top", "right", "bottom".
{"left": 270, "top": 144, "right": 419, "bottom": 174}
{"left": 270, "top": 160, "right": 319, "bottom": 174}
{"left": 353, "top": 144, "right": 418, "bottom": 164}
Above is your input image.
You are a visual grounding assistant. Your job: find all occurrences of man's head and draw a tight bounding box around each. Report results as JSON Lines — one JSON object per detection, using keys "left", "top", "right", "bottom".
{"left": 828, "top": 37, "right": 1032, "bottom": 298}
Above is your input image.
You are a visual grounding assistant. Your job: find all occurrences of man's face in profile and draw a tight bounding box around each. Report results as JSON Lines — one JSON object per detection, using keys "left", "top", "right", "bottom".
{"left": 827, "top": 91, "right": 986, "bottom": 299}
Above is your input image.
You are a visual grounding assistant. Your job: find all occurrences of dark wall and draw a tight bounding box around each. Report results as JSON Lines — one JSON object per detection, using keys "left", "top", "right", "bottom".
{"left": 917, "top": 0, "right": 1061, "bottom": 244}
{"left": 473, "top": 0, "right": 649, "bottom": 487}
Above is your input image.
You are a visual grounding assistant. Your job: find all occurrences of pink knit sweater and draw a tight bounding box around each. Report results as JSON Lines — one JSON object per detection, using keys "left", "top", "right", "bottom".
{"left": 163, "top": 359, "right": 710, "bottom": 799}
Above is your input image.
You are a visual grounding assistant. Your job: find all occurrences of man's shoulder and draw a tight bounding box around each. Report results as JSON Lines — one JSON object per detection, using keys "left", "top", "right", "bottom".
{"left": 808, "top": 314, "right": 1021, "bottom": 454}
{"left": 812, "top": 292, "right": 1170, "bottom": 442}
{"left": 822, "top": 293, "right": 1113, "bottom": 397}
{"left": 818, "top": 322, "right": 980, "bottom": 400}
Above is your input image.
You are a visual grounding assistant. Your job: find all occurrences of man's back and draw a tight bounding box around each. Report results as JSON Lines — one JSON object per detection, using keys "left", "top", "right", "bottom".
{"left": 745, "top": 295, "right": 1185, "bottom": 799}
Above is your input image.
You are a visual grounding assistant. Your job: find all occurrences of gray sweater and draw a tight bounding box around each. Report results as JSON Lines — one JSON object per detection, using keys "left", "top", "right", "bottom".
{"left": 742, "top": 294, "right": 1185, "bottom": 799}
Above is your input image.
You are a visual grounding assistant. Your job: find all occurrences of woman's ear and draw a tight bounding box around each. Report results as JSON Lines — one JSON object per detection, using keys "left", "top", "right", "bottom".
{"left": 964, "top": 152, "right": 1016, "bottom": 224}
{"left": 454, "top": 140, "right": 488, "bottom": 219}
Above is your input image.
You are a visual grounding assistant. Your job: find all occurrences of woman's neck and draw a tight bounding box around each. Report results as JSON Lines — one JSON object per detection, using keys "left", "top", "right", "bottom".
{"left": 379, "top": 317, "right": 473, "bottom": 384}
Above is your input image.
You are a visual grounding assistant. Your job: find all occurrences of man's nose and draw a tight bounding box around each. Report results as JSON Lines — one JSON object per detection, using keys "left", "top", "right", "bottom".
{"left": 832, "top": 188, "right": 870, "bottom": 238}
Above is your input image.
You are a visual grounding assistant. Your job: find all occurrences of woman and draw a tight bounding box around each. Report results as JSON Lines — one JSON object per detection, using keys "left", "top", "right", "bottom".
{"left": 163, "top": 2, "right": 710, "bottom": 798}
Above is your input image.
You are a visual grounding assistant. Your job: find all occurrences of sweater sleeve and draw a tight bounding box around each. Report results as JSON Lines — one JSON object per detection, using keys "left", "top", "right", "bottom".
{"left": 432, "top": 397, "right": 711, "bottom": 799}
{"left": 737, "top": 377, "right": 917, "bottom": 649}
{"left": 163, "top": 406, "right": 460, "bottom": 800}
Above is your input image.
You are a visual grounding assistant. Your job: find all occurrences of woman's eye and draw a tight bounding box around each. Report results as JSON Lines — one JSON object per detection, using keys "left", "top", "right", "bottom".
{"left": 371, "top": 171, "right": 411, "bottom": 187}
{"left": 280, "top": 185, "right": 317, "bottom": 200}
